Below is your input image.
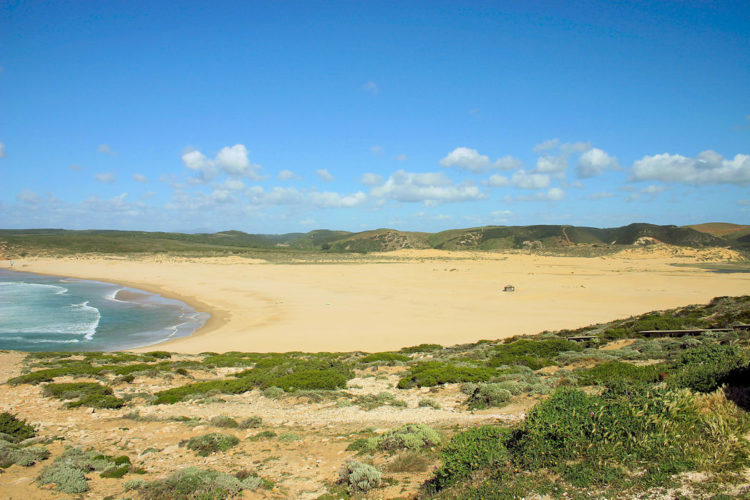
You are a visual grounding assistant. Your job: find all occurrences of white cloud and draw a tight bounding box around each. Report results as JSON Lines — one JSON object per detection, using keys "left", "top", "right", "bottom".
{"left": 440, "top": 147, "right": 491, "bottom": 172}
{"left": 277, "top": 169, "right": 300, "bottom": 181}
{"left": 221, "top": 179, "right": 246, "bottom": 191}
{"left": 17, "top": 189, "right": 40, "bottom": 204}
{"left": 371, "top": 170, "right": 486, "bottom": 205}
{"left": 370, "top": 145, "right": 384, "bottom": 155}
{"left": 133, "top": 173, "right": 148, "bottom": 183}
{"left": 95, "top": 172, "right": 116, "bottom": 183}
{"left": 97, "top": 144, "right": 116, "bottom": 155}
{"left": 310, "top": 191, "right": 367, "bottom": 208}
{"left": 316, "top": 169, "right": 335, "bottom": 182}
{"left": 482, "top": 174, "right": 510, "bottom": 187}
{"left": 535, "top": 155, "right": 568, "bottom": 174}
{"left": 361, "top": 173, "right": 384, "bottom": 186}
{"left": 362, "top": 81, "right": 379, "bottom": 95}
{"left": 0, "top": 142, "right": 6, "bottom": 158}
{"left": 577, "top": 148, "right": 619, "bottom": 178}
{"left": 493, "top": 155, "right": 522, "bottom": 171}
{"left": 513, "top": 187, "right": 566, "bottom": 202}
{"left": 533, "top": 138, "right": 559, "bottom": 153}
{"left": 631, "top": 150, "right": 750, "bottom": 184}
{"left": 545, "top": 187, "right": 566, "bottom": 201}
{"left": 642, "top": 184, "right": 667, "bottom": 195}
{"left": 181, "top": 144, "right": 262, "bottom": 182}
{"left": 69, "top": 164, "right": 84, "bottom": 171}
{"left": 512, "top": 170, "right": 550, "bottom": 189}
{"left": 395, "top": 154, "right": 408, "bottom": 162}
{"left": 560, "top": 141, "right": 591, "bottom": 154}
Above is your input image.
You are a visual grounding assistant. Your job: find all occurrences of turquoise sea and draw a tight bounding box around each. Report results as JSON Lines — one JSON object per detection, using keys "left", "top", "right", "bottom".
{"left": 0, "top": 269, "right": 208, "bottom": 351}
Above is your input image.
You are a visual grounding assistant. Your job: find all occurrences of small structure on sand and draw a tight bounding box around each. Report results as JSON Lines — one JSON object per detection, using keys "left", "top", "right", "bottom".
{"left": 503, "top": 285, "right": 515, "bottom": 292}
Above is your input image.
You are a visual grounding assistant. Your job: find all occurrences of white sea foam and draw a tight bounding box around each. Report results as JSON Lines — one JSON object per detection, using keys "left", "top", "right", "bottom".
{"left": 70, "top": 301, "right": 101, "bottom": 340}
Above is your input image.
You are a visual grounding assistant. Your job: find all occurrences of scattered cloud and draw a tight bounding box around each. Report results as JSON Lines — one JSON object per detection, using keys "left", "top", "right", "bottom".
{"left": 361, "top": 173, "right": 384, "bottom": 186}
{"left": 277, "top": 169, "right": 300, "bottom": 181}
{"left": 482, "top": 174, "right": 510, "bottom": 187}
{"left": 362, "top": 81, "right": 379, "bottom": 95}
{"left": 316, "top": 168, "right": 335, "bottom": 182}
{"left": 16, "top": 189, "right": 40, "bottom": 204}
{"left": 535, "top": 155, "right": 568, "bottom": 174}
{"left": 68, "top": 164, "right": 84, "bottom": 171}
{"left": 513, "top": 187, "right": 566, "bottom": 202}
{"left": 133, "top": 173, "right": 148, "bottom": 183}
{"left": 642, "top": 184, "right": 667, "bottom": 195}
{"left": 370, "top": 145, "right": 384, "bottom": 156}
{"left": 310, "top": 191, "right": 367, "bottom": 208}
{"left": 95, "top": 172, "right": 116, "bottom": 183}
{"left": 395, "top": 154, "right": 408, "bottom": 162}
{"left": 577, "top": 148, "right": 619, "bottom": 178}
{"left": 97, "top": 144, "right": 116, "bottom": 155}
{"left": 533, "top": 138, "right": 560, "bottom": 153}
{"left": 371, "top": 170, "right": 486, "bottom": 205}
{"left": 440, "top": 147, "right": 521, "bottom": 173}
{"left": 631, "top": 150, "right": 750, "bottom": 184}
{"left": 182, "top": 144, "right": 263, "bottom": 182}
{"left": 0, "top": 142, "right": 6, "bottom": 158}
{"left": 512, "top": 170, "right": 550, "bottom": 189}
{"left": 221, "top": 179, "right": 246, "bottom": 191}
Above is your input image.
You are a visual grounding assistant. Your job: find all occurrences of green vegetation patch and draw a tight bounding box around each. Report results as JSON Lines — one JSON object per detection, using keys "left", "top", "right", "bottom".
{"left": 669, "top": 343, "right": 749, "bottom": 393}
{"left": 0, "top": 412, "right": 36, "bottom": 443}
{"left": 42, "top": 382, "right": 124, "bottom": 409}
{"left": 124, "top": 466, "right": 263, "bottom": 499}
{"left": 432, "top": 426, "right": 510, "bottom": 490}
{"left": 0, "top": 439, "right": 50, "bottom": 468}
{"left": 359, "top": 352, "right": 410, "bottom": 364}
{"left": 339, "top": 460, "right": 382, "bottom": 493}
{"left": 465, "top": 383, "right": 513, "bottom": 409}
{"left": 183, "top": 432, "right": 240, "bottom": 456}
{"left": 576, "top": 361, "right": 666, "bottom": 386}
{"left": 38, "top": 447, "right": 129, "bottom": 493}
{"left": 490, "top": 338, "right": 583, "bottom": 369}
{"left": 399, "top": 343, "right": 443, "bottom": 353}
{"left": 397, "top": 361, "right": 495, "bottom": 388}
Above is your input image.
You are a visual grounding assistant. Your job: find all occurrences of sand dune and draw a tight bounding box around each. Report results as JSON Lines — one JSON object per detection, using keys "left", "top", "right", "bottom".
{"left": 10, "top": 248, "right": 749, "bottom": 353}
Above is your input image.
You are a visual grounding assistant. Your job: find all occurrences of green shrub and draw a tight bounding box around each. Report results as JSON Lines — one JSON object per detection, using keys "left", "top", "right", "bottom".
{"left": 183, "top": 433, "right": 239, "bottom": 456}
{"left": 360, "top": 352, "right": 410, "bottom": 364}
{"left": 249, "top": 430, "right": 277, "bottom": 440}
{"left": 38, "top": 464, "right": 89, "bottom": 493}
{"left": 42, "top": 382, "right": 124, "bottom": 409}
{"left": 432, "top": 426, "right": 510, "bottom": 490}
{"left": 374, "top": 424, "right": 441, "bottom": 451}
{"left": 0, "top": 412, "right": 35, "bottom": 442}
{"left": 339, "top": 460, "right": 381, "bottom": 493}
{"left": 466, "top": 384, "right": 512, "bottom": 409}
{"left": 386, "top": 451, "right": 432, "bottom": 473}
{"left": 100, "top": 464, "right": 130, "bottom": 478}
{"left": 263, "top": 386, "right": 285, "bottom": 399}
{"left": 210, "top": 415, "right": 239, "bottom": 428}
{"left": 0, "top": 440, "right": 50, "bottom": 467}
{"left": 489, "top": 338, "right": 583, "bottom": 369}
{"left": 400, "top": 343, "right": 442, "bottom": 353}
{"left": 239, "top": 416, "right": 263, "bottom": 429}
{"left": 669, "top": 344, "right": 748, "bottom": 393}
{"left": 397, "top": 362, "right": 495, "bottom": 388}
{"left": 278, "top": 432, "right": 300, "bottom": 442}
{"left": 351, "top": 391, "right": 405, "bottom": 410}
{"left": 128, "top": 467, "right": 262, "bottom": 499}
{"left": 576, "top": 361, "right": 666, "bottom": 386}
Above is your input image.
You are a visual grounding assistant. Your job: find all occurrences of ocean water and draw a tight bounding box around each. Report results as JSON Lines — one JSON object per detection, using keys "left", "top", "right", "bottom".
{"left": 0, "top": 269, "right": 208, "bottom": 351}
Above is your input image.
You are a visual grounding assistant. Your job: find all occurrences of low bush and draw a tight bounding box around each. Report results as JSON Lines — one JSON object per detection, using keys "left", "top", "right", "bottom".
{"left": 432, "top": 426, "right": 510, "bottom": 490}
{"left": 249, "top": 430, "right": 277, "bottom": 440}
{"left": 43, "top": 382, "right": 125, "bottom": 409}
{"left": 373, "top": 424, "right": 441, "bottom": 451}
{"left": 339, "top": 460, "right": 382, "bottom": 493}
{"left": 489, "top": 338, "right": 583, "bottom": 369}
{"left": 183, "top": 433, "right": 239, "bottom": 456}
{"left": 360, "top": 352, "right": 410, "bottom": 364}
{"left": 576, "top": 361, "right": 666, "bottom": 386}
{"left": 466, "top": 383, "right": 512, "bottom": 409}
{"left": 669, "top": 343, "right": 748, "bottom": 393}
{"left": 418, "top": 397, "right": 442, "bottom": 409}
{"left": 210, "top": 415, "right": 239, "bottom": 428}
{"left": 37, "top": 447, "right": 124, "bottom": 493}
{"left": 278, "top": 432, "right": 300, "bottom": 442}
{"left": 239, "top": 416, "right": 262, "bottom": 429}
{"left": 397, "top": 362, "right": 495, "bottom": 389}
{"left": 127, "top": 466, "right": 262, "bottom": 499}
{"left": 0, "top": 412, "right": 35, "bottom": 442}
{"left": 0, "top": 440, "right": 50, "bottom": 467}
{"left": 350, "top": 391, "right": 406, "bottom": 410}
{"left": 386, "top": 451, "right": 432, "bottom": 473}
{"left": 399, "top": 343, "right": 442, "bottom": 353}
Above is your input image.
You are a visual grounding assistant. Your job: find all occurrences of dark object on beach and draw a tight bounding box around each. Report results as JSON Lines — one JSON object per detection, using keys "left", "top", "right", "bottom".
{"left": 503, "top": 285, "right": 515, "bottom": 292}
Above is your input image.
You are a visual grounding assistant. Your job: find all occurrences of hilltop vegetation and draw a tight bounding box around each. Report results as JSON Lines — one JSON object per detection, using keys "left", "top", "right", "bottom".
{"left": 1, "top": 222, "right": 747, "bottom": 258}
{"left": 1, "top": 296, "right": 749, "bottom": 498}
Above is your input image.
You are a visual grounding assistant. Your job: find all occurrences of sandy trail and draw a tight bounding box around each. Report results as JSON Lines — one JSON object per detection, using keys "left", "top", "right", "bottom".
{"left": 8, "top": 249, "right": 749, "bottom": 353}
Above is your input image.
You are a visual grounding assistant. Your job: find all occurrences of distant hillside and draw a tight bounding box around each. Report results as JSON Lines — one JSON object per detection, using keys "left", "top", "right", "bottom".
{"left": 0, "top": 222, "right": 746, "bottom": 257}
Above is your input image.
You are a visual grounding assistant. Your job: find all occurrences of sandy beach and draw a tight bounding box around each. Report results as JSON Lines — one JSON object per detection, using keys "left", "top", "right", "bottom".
{"left": 8, "top": 247, "right": 749, "bottom": 353}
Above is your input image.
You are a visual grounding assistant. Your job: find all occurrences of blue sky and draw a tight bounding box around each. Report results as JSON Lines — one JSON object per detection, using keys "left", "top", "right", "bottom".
{"left": 1, "top": 1, "right": 749, "bottom": 233}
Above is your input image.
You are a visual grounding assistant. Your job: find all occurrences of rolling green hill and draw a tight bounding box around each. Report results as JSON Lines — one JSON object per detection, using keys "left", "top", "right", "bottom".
{"left": 0, "top": 222, "right": 746, "bottom": 257}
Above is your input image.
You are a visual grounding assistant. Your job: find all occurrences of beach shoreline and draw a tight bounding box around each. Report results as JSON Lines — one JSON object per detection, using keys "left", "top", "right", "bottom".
{"left": 5, "top": 248, "right": 748, "bottom": 353}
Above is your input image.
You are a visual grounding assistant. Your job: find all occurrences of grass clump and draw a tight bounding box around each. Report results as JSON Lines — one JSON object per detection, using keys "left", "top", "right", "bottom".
{"left": 431, "top": 426, "right": 510, "bottom": 490}
{"left": 465, "top": 383, "right": 512, "bottom": 409}
{"left": 239, "top": 416, "right": 263, "bottom": 429}
{"left": 126, "top": 466, "right": 262, "bottom": 499}
{"left": 490, "top": 338, "right": 583, "bottom": 370}
{"left": 42, "top": 382, "right": 124, "bottom": 409}
{"left": 386, "top": 451, "right": 432, "bottom": 473}
{"left": 37, "top": 447, "right": 125, "bottom": 493}
{"left": 249, "top": 430, "right": 277, "bottom": 441}
{"left": 0, "top": 439, "right": 50, "bottom": 467}
{"left": 418, "top": 397, "right": 442, "bottom": 409}
{"left": 183, "top": 433, "right": 239, "bottom": 456}
{"left": 0, "top": 412, "right": 36, "bottom": 442}
{"left": 210, "top": 415, "right": 239, "bottom": 428}
{"left": 669, "top": 343, "right": 749, "bottom": 393}
{"left": 350, "top": 391, "right": 407, "bottom": 410}
{"left": 397, "top": 361, "right": 495, "bottom": 388}
{"left": 400, "top": 343, "right": 442, "bottom": 353}
{"left": 339, "top": 460, "right": 382, "bottom": 493}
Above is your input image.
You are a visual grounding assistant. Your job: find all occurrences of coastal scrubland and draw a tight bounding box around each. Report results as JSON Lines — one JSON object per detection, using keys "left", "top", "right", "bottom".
{"left": 1, "top": 296, "right": 749, "bottom": 498}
